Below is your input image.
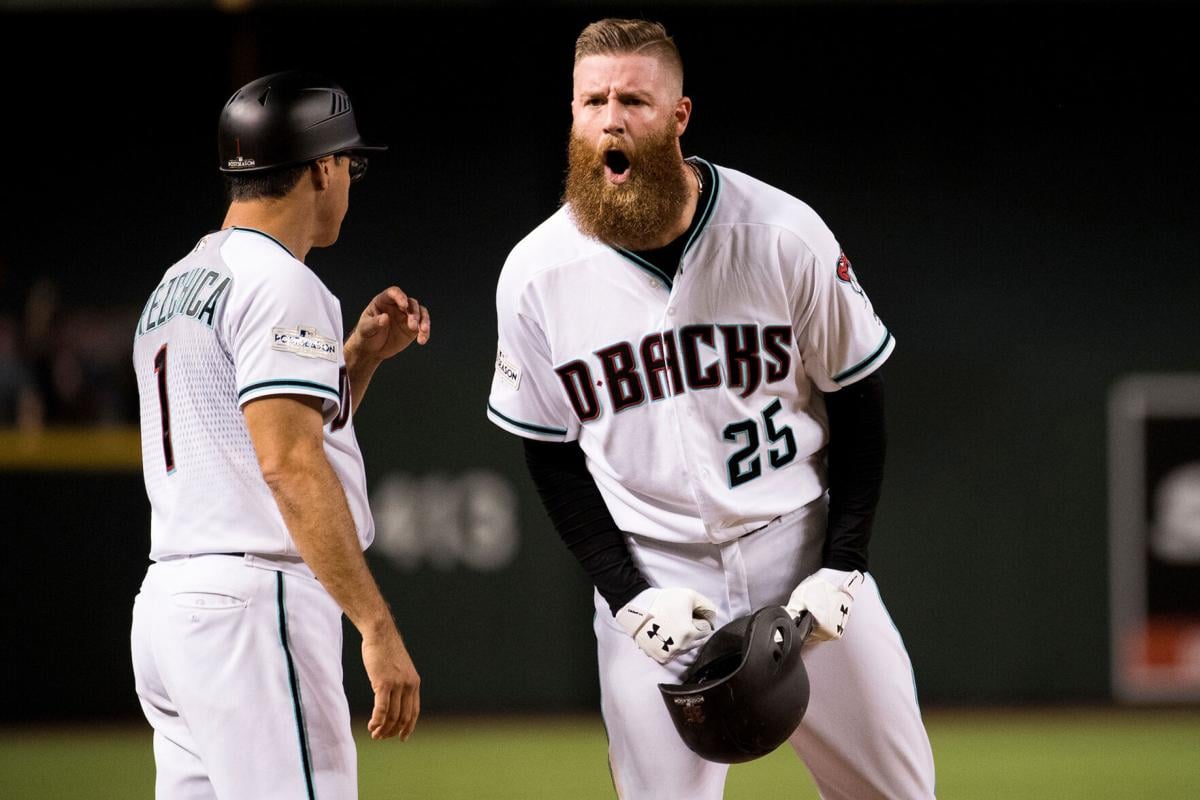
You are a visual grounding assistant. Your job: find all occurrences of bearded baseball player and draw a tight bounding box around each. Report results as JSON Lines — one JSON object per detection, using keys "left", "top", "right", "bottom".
{"left": 487, "top": 19, "right": 935, "bottom": 799}
{"left": 131, "top": 71, "right": 428, "bottom": 799}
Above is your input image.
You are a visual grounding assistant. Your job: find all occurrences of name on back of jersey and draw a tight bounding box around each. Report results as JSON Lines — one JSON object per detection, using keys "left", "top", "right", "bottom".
{"left": 135, "top": 267, "right": 231, "bottom": 338}
{"left": 271, "top": 326, "right": 338, "bottom": 362}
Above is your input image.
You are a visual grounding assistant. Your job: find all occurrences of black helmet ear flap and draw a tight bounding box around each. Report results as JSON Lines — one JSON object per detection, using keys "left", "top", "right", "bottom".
{"left": 658, "top": 606, "right": 812, "bottom": 764}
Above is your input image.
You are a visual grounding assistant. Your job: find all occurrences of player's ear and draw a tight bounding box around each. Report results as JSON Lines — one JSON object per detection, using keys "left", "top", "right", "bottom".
{"left": 675, "top": 96, "right": 692, "bottom": 137}
{"left": 309, "top": 157, "right": 333, "bottom": 191}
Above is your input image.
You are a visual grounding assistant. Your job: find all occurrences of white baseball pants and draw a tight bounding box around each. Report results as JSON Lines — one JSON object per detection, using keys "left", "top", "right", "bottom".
{"left": 131, "top": 554, "right": 355, "bottom": 800}
{"left": 594, "top": 498, "right": 936, "bottom": 799}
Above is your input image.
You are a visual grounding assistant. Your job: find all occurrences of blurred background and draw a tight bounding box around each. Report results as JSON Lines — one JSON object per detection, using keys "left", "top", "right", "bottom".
{"left": 1, "top": 0, "right": 1198, "bottom": 797}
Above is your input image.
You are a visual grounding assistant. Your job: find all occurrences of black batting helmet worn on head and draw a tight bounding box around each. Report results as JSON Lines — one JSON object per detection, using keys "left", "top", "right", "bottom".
{"left": 658, "top": 606, "right": 813, "bottom": 764}
{"left": 218, "top": 70, "right": 386, "bottom": 174}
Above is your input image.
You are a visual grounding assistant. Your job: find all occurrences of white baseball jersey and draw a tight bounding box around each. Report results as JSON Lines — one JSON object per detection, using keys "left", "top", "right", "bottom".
{"left": 133, "top": 226, "right": 373, "bottom": 560}
{"left": 487, "top": 159, "right": 894, "bottom": 544}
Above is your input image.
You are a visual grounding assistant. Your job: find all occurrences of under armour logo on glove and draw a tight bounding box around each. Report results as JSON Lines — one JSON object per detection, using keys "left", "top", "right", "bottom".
{"left": 785, "top": 569, "right": 864, "bottom": 642}
{"left": 617, "top": 587, "right": 718, "bottom": 664}
{"left": 646, "top": 623, "right": 675, "bottom": 652}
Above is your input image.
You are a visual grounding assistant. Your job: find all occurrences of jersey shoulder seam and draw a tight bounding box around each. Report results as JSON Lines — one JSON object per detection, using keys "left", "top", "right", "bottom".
{"left": 706, "top": 166, "right": 836, "bottom": 266}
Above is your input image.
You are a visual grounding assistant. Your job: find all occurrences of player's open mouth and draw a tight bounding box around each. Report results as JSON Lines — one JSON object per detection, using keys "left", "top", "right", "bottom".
{"left": 604, "top": 149, "right": 631, "bottom": 185}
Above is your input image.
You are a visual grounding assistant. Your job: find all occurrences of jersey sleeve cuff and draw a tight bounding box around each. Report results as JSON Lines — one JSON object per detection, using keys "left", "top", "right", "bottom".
{"left": 238, "top": 379, "right": 341, "bottom": 418}
{"left": 486, "top": 402, "right": 569, "bottom": 442}
{"left": 831, "top": 329, "right": 895, "bottom": 387}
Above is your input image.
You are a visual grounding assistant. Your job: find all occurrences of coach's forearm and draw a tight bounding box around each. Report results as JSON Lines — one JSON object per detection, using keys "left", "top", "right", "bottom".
{"left": 263, "top": 452, "right": 394, "bottom": 637}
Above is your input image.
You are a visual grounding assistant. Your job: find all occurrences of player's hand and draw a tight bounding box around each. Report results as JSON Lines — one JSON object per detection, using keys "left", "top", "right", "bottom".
{"left": 785, "top": 568, "right": 864, "bottom": 642}
{"left": 616, "top": 587, "right": 718, "bottom": 664}
{"left": 361, "top": 627, "right": 421, "bottom": 741}
{"left": 347, "top": 286, "right": 431, "bottom": 364}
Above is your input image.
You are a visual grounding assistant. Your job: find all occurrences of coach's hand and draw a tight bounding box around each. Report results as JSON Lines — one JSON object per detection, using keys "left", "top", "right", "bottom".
{"left": 785, "top": 568, "right": 864, "bottom": 642}
{"left": 348, "top": 285, "right": 431, "bottom": 364}
{"left": 362, "top": 626, "right": 421, "bottom": 741}
{"left": 616, "top": 587, "right": 718, "bottom": 664}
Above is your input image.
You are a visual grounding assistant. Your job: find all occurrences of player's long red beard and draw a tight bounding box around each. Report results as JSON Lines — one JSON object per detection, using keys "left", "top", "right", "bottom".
{"left": 563, "top": 121, "right": 689, "bottom": 251}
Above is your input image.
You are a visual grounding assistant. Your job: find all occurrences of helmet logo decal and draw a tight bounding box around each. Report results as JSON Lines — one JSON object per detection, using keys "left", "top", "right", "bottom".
{"left": 226, "top": 137, "right": 255, "bottom": 169}
{"left": 672, "top": 695, "right": 706, "bottom": 724}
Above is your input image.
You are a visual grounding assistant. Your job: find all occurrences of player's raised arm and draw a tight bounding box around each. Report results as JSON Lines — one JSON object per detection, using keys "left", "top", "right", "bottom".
{"left": 244, "top": 394, "right": 420, "bottom": 741}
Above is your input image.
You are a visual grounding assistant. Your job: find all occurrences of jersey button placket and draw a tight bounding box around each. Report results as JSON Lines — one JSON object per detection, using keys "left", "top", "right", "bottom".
{"left": 662, "top": 285, "right": 707, "bottom": 516}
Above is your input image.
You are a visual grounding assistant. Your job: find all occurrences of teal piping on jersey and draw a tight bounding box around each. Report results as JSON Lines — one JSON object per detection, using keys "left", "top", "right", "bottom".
{"left": 680, "top": 157, "right": 722, "bottom": 262}
{"left": 230, "top": 226, "right": 296, "bottom": 258}
{"left": 486, "top": 402, "right": 567, "bottom": 436}
{"left": 276, "top": 573, "right": 317, "bottom": 800}
{"left": 238, "top": 379, "right": 340, "bottom": 402}
{"left": 609, "top": 157, "right": 722, "bottom": 291}
{"left": 832, "top": 329, "right": 894, "bottom": 384}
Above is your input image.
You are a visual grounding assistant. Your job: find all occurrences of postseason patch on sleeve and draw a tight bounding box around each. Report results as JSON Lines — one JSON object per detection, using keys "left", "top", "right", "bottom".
{"left": 495, "top": 346, "right": 522, "bottom": 390}
{"left": 271, "top": 325, "right": 338, "bottom": 362}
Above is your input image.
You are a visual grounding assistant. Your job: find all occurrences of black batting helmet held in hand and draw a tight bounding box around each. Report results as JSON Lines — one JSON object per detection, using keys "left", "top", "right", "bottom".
{"left": 658, "top": 607, "right": 813, "bottom": 764}
{"left": 218, "top": 70, "right": 386, "bottom": 173}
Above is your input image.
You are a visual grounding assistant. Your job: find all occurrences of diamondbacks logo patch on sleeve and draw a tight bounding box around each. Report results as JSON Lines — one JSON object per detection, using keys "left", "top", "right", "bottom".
{"left": 836, "top": 251, "right": 864, "bottom": 296}
{"left": 271, "top": 326, "right": 338, "bottom": 361}
{"left": 495, "top": 346, "right": 523, "bottom": 390}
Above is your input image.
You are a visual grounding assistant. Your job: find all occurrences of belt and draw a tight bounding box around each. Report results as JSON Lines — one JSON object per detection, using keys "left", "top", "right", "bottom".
{"left": 152, "top": 552, "right": 315, "bottom": 580}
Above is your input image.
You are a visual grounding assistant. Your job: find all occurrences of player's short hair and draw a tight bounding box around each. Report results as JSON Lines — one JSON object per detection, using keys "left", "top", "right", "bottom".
{"left": 222, "top": 154, "right": 353, "bottom": 204}
{"left": 223, "top": 163, "right": 309, "bottom": 203}
{"left": 574, "top": 18, "right": 683, "bottom": 89}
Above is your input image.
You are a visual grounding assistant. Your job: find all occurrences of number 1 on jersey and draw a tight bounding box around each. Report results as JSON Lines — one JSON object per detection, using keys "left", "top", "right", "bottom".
{"left": 153, "top": 345, "right": 176, "bottom": 474}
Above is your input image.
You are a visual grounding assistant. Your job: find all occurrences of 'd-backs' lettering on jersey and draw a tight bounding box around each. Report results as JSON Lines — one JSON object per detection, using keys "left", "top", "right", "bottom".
{"left": 133, "top": 227, "right": 373, "bottom": 560}
{"left": 487, "top": 159, "right": 894, "bottom": 544}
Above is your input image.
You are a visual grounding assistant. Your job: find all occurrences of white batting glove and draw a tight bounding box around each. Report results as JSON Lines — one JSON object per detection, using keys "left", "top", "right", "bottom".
{"left": 616, "top": 587, "right": 718, "bottom": 664}
{"left": 785, "top": 568, "right": 864, "bottom": 642}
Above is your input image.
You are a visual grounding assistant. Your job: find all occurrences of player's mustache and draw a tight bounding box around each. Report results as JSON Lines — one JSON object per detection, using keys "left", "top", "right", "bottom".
{"left": 596, "top": 134, "right": 631, "bottom": 156}
{"left": 570, "top": 134, "right": 639, "bottom": 182}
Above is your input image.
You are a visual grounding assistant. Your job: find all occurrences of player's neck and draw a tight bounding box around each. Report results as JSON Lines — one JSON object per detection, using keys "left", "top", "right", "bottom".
{"left": 222, "top": 200, "right": 317, "bottom": 262}
{"left": 676, "top": 160, "right": 702, "bottom": 241}
{"left": 640, "top": 161, "right": 701, "bottom": 251}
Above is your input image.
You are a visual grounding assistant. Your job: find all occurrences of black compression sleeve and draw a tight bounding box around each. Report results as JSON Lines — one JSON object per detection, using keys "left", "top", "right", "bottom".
{"left": 822, "top": 371, "right": 887, "bottom": 573}
{"left": 523, "top": 438, "right": 650, "bottom": 614}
